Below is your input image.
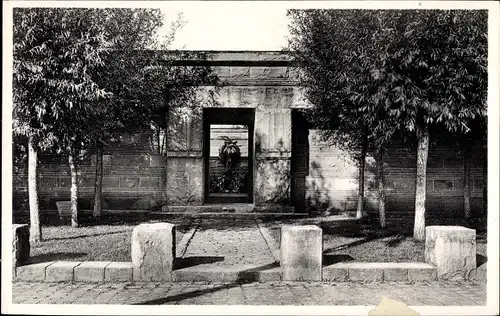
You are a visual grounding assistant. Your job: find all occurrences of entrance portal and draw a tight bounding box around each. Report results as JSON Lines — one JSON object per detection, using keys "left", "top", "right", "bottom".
{"left": 203, "top": 108, "right": 255, "bottom": 204}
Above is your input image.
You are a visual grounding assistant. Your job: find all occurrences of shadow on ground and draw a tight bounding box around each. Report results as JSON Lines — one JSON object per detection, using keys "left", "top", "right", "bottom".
{"left": 134, "top": 262, "right": 280, "bottom": 305}
{"left": 323, "top": 254, "right": 355, "bottom": 266}
{"left": 174, "top": 256, "right": 225, "bottom": 269}
{"left": 26, "top": 252, "right": 87, "bottom": 264}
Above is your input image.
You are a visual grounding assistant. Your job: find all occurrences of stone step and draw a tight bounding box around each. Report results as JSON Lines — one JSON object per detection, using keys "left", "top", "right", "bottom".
{"left": 151, "top": 212, "right": 308, "bottom": 219}
{"left": 161, "top": 204, "right": 296, "bottom": 214}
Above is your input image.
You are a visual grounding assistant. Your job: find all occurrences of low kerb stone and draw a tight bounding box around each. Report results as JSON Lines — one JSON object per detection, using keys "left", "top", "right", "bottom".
{"left": 15, "top": 262, "right": 55, "bottom": 282}
{"left": 345, "top": 262, "right": 384, "bottom": 281}
{"left": 45, "top": 261, "right": 82, "bottom": 282}
{"left": 281, "top": 225, "right": 322, "bottom": 281}
{"left": 105, "top": 262, "right": 133, "bottom": 282}
{"left": 131, "top": 223, "right": 176, "bottom": 282}
{"left": 322, "top": 264, "right": 348, "bottom": 282}
{"left": 74, "top": 261, "right": 111, "bottom": 282}
{"left": 425, "top": 226, "right": 476, "bottom": 280}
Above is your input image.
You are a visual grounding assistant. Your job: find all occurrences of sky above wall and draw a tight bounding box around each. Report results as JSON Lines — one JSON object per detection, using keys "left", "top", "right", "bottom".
{"left": 158, "top": 3, "right": 289, "bottom": 51}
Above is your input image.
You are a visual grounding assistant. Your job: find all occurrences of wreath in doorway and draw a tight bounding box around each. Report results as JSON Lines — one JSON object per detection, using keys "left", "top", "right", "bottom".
{"left": 211, "top": 136, "right": 244, "bottom": 193}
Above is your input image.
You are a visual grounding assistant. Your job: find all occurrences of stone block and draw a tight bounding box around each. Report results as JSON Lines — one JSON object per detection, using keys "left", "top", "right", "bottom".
{"left": 425, "top": 226, "right": 476, "bottom": 280}
{"left": 249, "top": 67, "right": 288, "bottom": 79}
{"left": 105, "top": 262, "right": 134, "bottom": 282}
{"left": 16, "top": 262, "right": 55, "bottom": 282}
{"left": 322, "top": 265, "right": 348, "bottom": 282}
{"left": 149, "top": 155, "right": 166, "bottom": 167}
{"left": 131, "top": 223, "right": 176, "bottom": 281}
{"left": 45, "top": 261, "right": 82, "bottom": 282}
{"left": 383, "top": 268, "right": 408, "bottom": 281}
{"left": 281, "top": 225, "right": 322, "bottom": 281}
{"left": 12, "top": 224, "right": 30, "bottom": 272}
{"left": 120, "top": 177, "right": 140, "bottom": 188}
{"left": 230, "top": 66, "right": 250, "bottom": 78}
{"left": 140, "top": 177, "right": 160, "bottom": 188}
{"left": 74, "top": 261, "right": 111, "bottom": 282}
{"left": 102, "top": 177, "right": 120, "bottom": 187}
{"left": 347, "top": 263, "right": 383, "bottom": 281}
{"left": 407, "top": 263, "right": 437, "bottom": 281}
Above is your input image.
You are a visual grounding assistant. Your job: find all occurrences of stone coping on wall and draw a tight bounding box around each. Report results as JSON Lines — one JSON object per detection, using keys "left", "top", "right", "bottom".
{"left": 14, "top": 261, "right": 480, "bottom": 283}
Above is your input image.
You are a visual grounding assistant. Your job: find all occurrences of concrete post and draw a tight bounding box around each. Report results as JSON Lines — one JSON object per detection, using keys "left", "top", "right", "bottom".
{"left": 281, "top": 225, "right": 322, "bottom": 281}
{"left": 131, "top": 223, "right": 176, "bottom": 281}
{"left": 12, "top": 224, "right": 30, "bottom": 275}
{"left": 425, "top": 226, "right": 477, "bottom": 280}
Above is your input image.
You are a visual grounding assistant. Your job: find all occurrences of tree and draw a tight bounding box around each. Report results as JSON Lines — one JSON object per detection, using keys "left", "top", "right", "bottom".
{"left": 287, "top": 10, "right": 487, "bottom": 238}
{"left": 288, "top": 10, "right": 401, "bottom": 225}
{"left": 13, "top": 8, "right": 219, "bottom": 228}
{"left": 380, "top": 10, "right": 487, "bottom": 239}
{"left": 13, "top": 8, "right": 110, "bottom": 234}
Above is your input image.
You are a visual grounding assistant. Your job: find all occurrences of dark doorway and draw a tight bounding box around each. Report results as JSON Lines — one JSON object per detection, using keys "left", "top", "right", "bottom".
{"left": 291, "top": 110, "right": 310, "bottom": 212}
{"left": 203, "top": 108, "right": 255, "bottom": 204}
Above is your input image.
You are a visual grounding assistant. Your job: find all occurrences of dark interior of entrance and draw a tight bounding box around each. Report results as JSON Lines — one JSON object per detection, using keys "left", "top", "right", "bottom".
{"left": 203, "top": 108, "right": 255, "bottom": 204}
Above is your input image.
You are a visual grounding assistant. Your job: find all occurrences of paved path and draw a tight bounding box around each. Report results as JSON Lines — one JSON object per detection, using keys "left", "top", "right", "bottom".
{"left": 12, "top": 281, "right": 486, "bottom": 305}
{"left": 181, "top": 219, "right": 275, "bottom": 266}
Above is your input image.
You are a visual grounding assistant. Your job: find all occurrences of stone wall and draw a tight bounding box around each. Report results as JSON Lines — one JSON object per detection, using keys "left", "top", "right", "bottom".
{"left": 12, "top": 51, "right": 487, "bottom": 216}
{"left": 13, "top": 130, "right": 166, "bottom": 212}
{"left": 290, "top": 111, "right": 486, "bottom": 216}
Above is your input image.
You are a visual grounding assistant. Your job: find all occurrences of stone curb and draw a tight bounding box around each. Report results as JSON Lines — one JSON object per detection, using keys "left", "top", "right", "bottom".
{"left": 323, "top": 262, "right": 437, "bottom": 282}
{"left": 15, "top": 261, "right": 445, "bottom": 283}
{"left": 172, "top": 266, "right": 283, "bottom": 282}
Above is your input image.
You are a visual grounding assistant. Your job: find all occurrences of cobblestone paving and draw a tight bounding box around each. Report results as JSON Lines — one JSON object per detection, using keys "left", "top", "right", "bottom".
{"left": 181, "top": 219, "right": 275, "bottom": 266}
{"left": 12, "top": 281, "right": 486, "bottom": 305}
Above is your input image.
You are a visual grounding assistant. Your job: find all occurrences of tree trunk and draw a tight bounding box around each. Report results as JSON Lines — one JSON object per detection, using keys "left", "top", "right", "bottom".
{"left": 482, "top": 151, "right": 487, "bottom": 217}
{"left": 377, "top": 148, "right": 386, "bottom": 228}
{"left": 463, "top": 143, "right": 471, "bottom": 219}
{"left": 356, "top": 138, "right": 367, "bottom": 219}
{"left": 68, "top": 152, "right": 79, "bottom": 228}
{"left": 414, "top": 125, "right": 429, "bottom": 241}
{"left": 93, "top": 144, "right": 103, "bottom": 218}
{"left": 28, "top": 136, "right": 41, "bottom": 243}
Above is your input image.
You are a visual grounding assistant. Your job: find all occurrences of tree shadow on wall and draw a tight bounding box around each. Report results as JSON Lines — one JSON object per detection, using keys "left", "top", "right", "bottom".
{"left": 306, "top": 161, "right": 335, "bottom": 215}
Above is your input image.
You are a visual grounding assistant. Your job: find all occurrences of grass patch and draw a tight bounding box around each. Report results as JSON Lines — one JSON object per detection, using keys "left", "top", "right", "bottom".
{"left": 262, "top": 214, "right": 487, "bottom": 263}
{"left": 17, "top": 213, "right": 193, "bottom": 263}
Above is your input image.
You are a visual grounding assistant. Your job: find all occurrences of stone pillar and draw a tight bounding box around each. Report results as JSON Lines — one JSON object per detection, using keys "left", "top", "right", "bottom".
{"left": 425, "top": 226, "right": 477, "bottom": 280}
{"left": 281, "top": 225, "right": 322, "bottom": 281}
{"left": 254, "top": 108, "right": 292, "bottom": 206}
{"left": 12, "top": 224, "right": 30, "bottom": 275}
{"left": 165, "top": 106, "right": 204, "bottom": 205}
{"left": 131, "top": 223, "right": 176, "bottom": 281}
